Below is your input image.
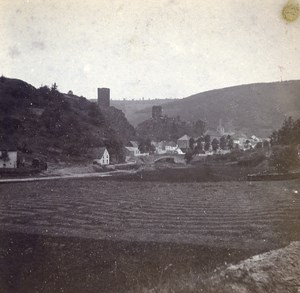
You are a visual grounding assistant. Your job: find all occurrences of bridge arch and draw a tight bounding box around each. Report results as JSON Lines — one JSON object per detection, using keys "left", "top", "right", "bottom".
{"left": 153, "top": 154, "right": 186, "bottom": 164}
{"left": 154, "top": 156, "right": 176, "bottom": 163}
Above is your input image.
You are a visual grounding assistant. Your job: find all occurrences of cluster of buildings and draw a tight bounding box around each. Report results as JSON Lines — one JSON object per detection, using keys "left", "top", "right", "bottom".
{"left": 0, "top": 130, "right": 273, "bottom": 171}
{"left": 122, "top": 124, "right": 270, "bottom": 163}
{"left": 202, "top": 122, "right": 270, "bottom": 152}
{"left": 0, "top": 88, "right": 270, "bottom": 170}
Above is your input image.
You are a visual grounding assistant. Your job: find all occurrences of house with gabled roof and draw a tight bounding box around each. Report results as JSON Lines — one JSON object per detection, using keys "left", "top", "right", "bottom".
{"left": 0, "top": 143, "right": 18, "bottom": 169}
{"left": 177, "top": 135, "right": 190, "bottom": 153}
{"left": 124, "top": 146, "right": 141, "bottom": 162}
{"left": 92, "top": 147, "right": 110, "bottom": 165}
{"left": 127, "top": 141, "right": 139, "bottom": 148}
{"left": 163, "top": 141, "right": 178, "bottom": 153}
{"left": 125, "top": 146, "right": 140, "bottom": 156}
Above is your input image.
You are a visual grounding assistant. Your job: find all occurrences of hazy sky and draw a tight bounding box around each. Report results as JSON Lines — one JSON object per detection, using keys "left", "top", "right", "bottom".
{"left": 1, "top": 0, "right": 300, "bottom": 99}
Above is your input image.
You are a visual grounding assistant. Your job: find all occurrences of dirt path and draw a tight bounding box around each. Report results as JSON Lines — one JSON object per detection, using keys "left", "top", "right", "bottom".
{"left": 0, "top": 170, "right": 137, "bottom": 183}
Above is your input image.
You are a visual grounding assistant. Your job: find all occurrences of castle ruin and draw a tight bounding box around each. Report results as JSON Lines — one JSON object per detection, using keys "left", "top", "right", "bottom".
{"left": 97, "top": 88, "right": 110, "bottom": 108}
{"left": 152, "top": 105, "right": 162, "bottom": 120}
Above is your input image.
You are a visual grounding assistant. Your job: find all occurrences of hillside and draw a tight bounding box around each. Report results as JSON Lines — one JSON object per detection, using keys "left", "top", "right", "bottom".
{"left": 0, "top": 76, "right": 135, "bottom": 162}
{"left": 136, "top": 116, "right": 205, "bottom": 141}
{"left": 109, "top": 99, "right": 177, "bottom": 125}
{"left": 120, "top": 81, "right": 300, "bottom": 137}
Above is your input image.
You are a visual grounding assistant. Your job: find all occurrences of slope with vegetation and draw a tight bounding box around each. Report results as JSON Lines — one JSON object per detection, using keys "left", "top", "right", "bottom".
{"left": 136, "top": 116, "right": 206, "bottom": 141}
{"left": 121, "top": 80, "right": 300, "bottom": 136}
{"left": 110, "top": 98, "right": 177, "bottom": 125}
{"left": 270, "top": 116, "right": 300, "bottom": 172}
{"left": 0, "top": 76, "right": 135, "bottom": 162}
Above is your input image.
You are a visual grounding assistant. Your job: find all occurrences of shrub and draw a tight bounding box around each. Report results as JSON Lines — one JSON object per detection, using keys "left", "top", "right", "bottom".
{"left": 270, "top": 145, "right": 300, "bottom": 173}
{"left": 0, "top": 150, "right": 9, "bottom": 161}
{"left": 237, "top": 151, "right": 266, "bottom": 167}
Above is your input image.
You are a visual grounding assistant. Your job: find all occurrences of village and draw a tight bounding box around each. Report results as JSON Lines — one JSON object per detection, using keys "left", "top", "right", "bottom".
{"left": 0, "top": 127, "right": 272, "bottom": 173}
{"left": 123, "top": 105, "right": 271, "bottom": 163}
{"left": 0, "top": 86, "right": 272, "bottom": 178}
{"left": 1, "top": 1, "right": 300, "bottom": 292}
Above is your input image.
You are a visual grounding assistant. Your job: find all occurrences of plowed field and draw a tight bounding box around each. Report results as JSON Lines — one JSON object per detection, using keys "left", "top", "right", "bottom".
{"left": 1, "top": 179, "right": 299, "bottom": 249}
{"left": 0, "top": 178, "right": 299, "bottom": 292}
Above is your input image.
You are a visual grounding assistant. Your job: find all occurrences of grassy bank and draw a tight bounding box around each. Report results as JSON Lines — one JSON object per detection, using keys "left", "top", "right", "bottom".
{"left": 0, "top": 231, "right": 255, "bottom": 293}
{"left": 111, "top": 164, "right": 258, "bottom": 182}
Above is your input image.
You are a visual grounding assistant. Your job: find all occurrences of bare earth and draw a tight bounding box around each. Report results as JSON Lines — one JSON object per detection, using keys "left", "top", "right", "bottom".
{"left": 0, "top": 178, "right": 299, "bottom": 292}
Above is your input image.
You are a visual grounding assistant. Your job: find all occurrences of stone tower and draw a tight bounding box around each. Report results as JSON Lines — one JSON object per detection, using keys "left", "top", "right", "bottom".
{"left": 152, "top": 105, "right": 162, "bottom": 120}
{"left": 97, "top": 88, "right": 110, "bottom": 108}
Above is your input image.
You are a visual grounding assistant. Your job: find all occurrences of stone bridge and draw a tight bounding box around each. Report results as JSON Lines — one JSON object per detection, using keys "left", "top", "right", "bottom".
{"left": 139, "top": 154, "right": 186, "bottom": 164}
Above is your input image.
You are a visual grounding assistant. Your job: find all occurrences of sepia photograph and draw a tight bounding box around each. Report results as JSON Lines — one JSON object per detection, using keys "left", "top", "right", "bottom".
{"left": 0, "top": 0, "right": 300, "bottom": 292}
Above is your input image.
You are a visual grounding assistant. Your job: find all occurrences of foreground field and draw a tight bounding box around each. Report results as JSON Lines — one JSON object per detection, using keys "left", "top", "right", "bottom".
{"left": 0, "top": 178, "right": 300, "bottom": 292}
{"left": 1, "top": 179, "right": 299, "bottom": 249}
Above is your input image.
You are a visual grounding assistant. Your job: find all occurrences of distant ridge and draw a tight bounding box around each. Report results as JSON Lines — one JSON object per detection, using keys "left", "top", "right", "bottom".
{"left": 114, "top": 80, "right": 300, "bottom": 137}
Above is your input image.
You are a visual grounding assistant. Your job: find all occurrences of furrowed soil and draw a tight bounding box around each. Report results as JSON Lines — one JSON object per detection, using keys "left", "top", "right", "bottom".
{"left": 0, "top": 178, "right": 300, "bottom": 292}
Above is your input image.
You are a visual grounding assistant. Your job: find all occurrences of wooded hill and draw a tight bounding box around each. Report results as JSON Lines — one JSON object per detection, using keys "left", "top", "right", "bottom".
{"left": 115, "top": 80, "right": 300, "bottom": 137}
{"left": 110, "top": 99, "right": 177, "bottom": 127}
{"left": 0, "top": 76, "right": 135, "bottom": 162}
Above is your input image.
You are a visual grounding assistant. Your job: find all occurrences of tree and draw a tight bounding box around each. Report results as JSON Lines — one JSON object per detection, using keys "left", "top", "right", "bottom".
{"left": 145, "top": 138, "right": 155, "bottom": 153}
{"left": 105, "top": 138, "right": 125, "bottom": 163}
{"left": 194, "top": 141, "right": 203, "bottom": 154}
{"left": 271, "top": 116, "right": 295, "bottom": 145}
{"left": 244, "top": 139, "right": 251, "bottom": 149}
{"left": 0, "top": 150, "right": 9, "bottom": 161}
{"left": 170, "top": 122, "right": 179, "bottom": 140}
{"left": 279, "top": 116, "right": 294, "bottom": 145}
{"left": 88, "top": 103, "right": 104, "bottom": 126}
{"left": 255, "top": 142, "right": 263, "bottom": 149}
{"left": 0, "top": 117, "right": 23, "bottom": 135}
{"left": 204, "top": 135, "right": 211, "bottom": 151}
{"left": 211, "top": 138, "right": 219, "bottom": 152}
{"left": 189, "top": 137, "right": 195, "bottom": 150}
{"left": 220, "top": 136, "right": 226, "bottom": 150}
{"left": 270, "top": 130, "right": 279, "bottom": 146}
{"left": 184, "top": 150, "right": 194, "bottom": 164}
{"left": 270, "top": 146, "right": 299, "bottom": 173}
{"left": 194, "top": 119, "right": 206, "bottom": 135}
{"left": 263, "top": 140, "right": 270, "bottom": 149}
{"left": 51, "top": 82, "right": 58, "bottom": 92}
{"left": 38, "top": 85, "right": 51, "bottom": 96}
{"left": 138, "top": 138, "right": 155, "bottom": 153}
{"left": 227, "top": 135, "right": 234, "bottom": 150}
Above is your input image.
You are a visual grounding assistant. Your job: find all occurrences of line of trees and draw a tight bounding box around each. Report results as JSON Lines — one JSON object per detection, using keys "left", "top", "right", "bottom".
{"left": 270, "top": 117, "right": 300, "bottom": 172}
{"left": 188, "top": 135, "right": 234, "bottom": 154}
{"left": 270, "top": 117, "right": 300, "bottom": 145}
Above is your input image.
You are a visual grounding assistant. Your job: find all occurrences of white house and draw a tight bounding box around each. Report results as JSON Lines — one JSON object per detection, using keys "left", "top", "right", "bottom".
{"left": 125, "top": 146, "right": 140, "bottom": 156}
{"left": 93, "top": 147, "right": 110, "bottom": 165}
{"left": 177, "top": 135, "right": 190, "bottom": 153}
{"left": 163, "top": 141, "right": 178, "bottom": 153}
{"left": 128, "top": 141, "right": 139, "bottom": 148}
{"left": 232, "top": 132, "right": 248, "bottom": 150}
{"left": 0, "top": 144, "right": 18, "bottom": 168}
{"left": 153, "top": 141, "right": 166, "bottom": 154}
{"left": 174, "top": 147, "right": 185, "bottom": 154}
{"left": 124, "top": 146, "right": 141, "bottom": 162}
